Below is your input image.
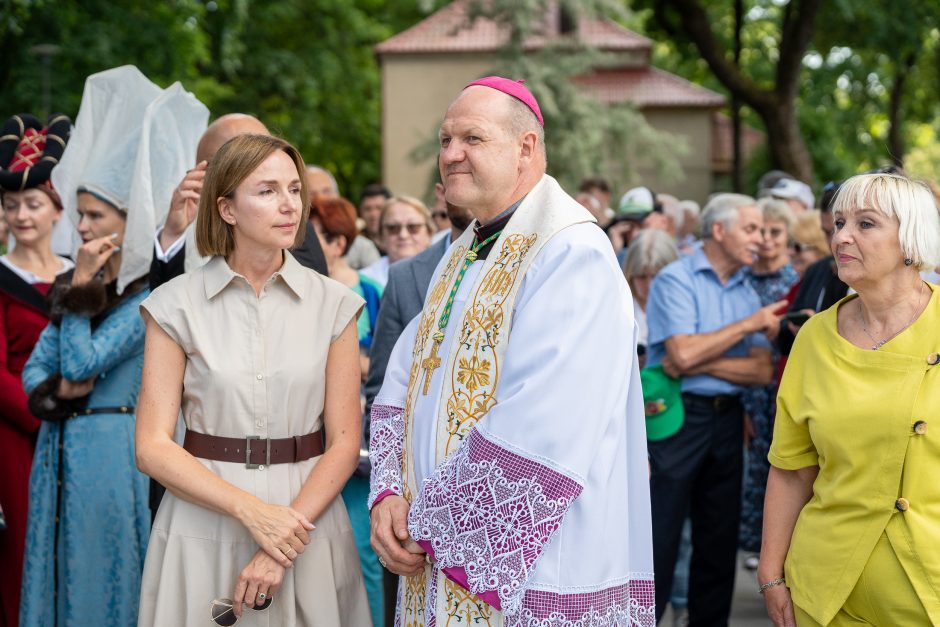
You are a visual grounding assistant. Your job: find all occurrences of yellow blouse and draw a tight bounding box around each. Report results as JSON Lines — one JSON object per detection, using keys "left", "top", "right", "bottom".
{"left": 770, "top": 285, "right": 940, "bottom": 626}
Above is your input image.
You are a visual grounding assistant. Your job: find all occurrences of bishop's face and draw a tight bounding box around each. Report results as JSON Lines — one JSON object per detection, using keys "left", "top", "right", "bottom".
{"left": 438, "top": 87, "right": 522, "bottom": 219}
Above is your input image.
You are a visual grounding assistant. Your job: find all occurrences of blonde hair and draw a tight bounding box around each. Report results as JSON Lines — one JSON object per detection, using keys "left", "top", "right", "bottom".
{"left": 379, "top": 195, "right": 434, "bottom": 235}
{"left": 790, "top": 211, "right": 829, "bottom": 257}
{"left": 196, "top": 134, "right": 309, "bottom": 257}
{"left": 832, "top": 173, "right": 940, "bottom": 271}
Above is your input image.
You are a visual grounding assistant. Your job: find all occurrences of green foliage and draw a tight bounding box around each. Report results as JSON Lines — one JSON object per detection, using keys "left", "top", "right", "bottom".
{"left": 0, "top": 0, "right": 444, "bottom": 199}
{"left": 467, "top": 0, "right": 687, "bottom": 192}
{"left": 627, "top": 0, "right": 940, "bottom": 187}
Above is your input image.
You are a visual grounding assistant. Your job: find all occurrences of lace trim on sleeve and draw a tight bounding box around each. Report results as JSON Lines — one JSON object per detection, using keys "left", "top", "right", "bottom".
{"left": 408, "top": 427, "right": 583, "bottom": 615}
{"left": 368, "top": 404, "right": 405, "bottom": 509}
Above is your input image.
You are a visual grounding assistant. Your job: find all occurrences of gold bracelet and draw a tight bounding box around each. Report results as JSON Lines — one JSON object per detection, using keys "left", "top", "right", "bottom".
{"left": 758, "top": 577, "right": 786, "bottom": 595}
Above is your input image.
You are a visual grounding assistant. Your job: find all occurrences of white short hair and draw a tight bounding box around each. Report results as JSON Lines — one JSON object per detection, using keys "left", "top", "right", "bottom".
{"left": 658, "top": 194, "right": 685, "bottom": 231}
{"left": 832, "top": 173, "right": 940, "bottom": 271}
{"left": 699, "top": 193, "right": 756, "bottom": 240}
{"left": 757, "top": 197, "right": 795, "bottom": 232}
{"left": 623, "top": 228, "right": 679, "bottom": 279}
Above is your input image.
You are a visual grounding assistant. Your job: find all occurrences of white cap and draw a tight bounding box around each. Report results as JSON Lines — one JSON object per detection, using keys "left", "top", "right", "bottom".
{"left": 770, "top": 178, "right": 815, "bottom": 210}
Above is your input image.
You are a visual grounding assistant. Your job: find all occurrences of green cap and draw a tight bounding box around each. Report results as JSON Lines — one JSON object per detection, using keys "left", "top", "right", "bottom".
{"left": 640, "top": 365, "right": 684, "bottom": 441}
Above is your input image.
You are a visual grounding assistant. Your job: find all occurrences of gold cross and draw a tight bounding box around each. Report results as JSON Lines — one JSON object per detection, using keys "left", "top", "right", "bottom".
{"left": 421, "top": 339, "right": 443, "bottom": 395}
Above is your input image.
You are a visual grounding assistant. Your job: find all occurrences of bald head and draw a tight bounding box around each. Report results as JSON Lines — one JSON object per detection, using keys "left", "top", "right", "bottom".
{"left": 306, "top": 165, "right": 339, "bottom": 201}
{"left": 196, "top": 113, "right": 269, "bottom": 164}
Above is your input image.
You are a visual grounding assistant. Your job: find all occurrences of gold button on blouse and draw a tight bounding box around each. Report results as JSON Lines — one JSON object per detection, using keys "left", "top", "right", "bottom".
{"left": 896, "top": 497, "right": 910, "bottom": 512}
{"left": 928, "top": 352, "right": 940, "bottom": 365}
{"left": 914, "top": 420, "right": 928, "bottom": 435}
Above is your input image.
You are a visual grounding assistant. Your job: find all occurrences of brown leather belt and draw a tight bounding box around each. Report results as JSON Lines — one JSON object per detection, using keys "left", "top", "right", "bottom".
{"left": 183, "top": 428, "right": 324, "bottom": 469}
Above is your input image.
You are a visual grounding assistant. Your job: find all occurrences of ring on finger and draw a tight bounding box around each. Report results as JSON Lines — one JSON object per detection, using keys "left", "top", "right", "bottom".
{"left": 378, "top": 556, "right": 387, "bottom": 568}
{"left": 258, "top": 592, "right": 266, "bottom": 600}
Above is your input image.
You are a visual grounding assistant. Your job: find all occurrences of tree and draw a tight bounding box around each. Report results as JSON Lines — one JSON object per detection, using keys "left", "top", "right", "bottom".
{"left": 637, "top": 0, "right": 822, "bottom": 182}
{"left": 461, "top": 0, "right": 686, "bottom": 192}
{"left": 0, "top": 1, "right": 442, "bottom": 199}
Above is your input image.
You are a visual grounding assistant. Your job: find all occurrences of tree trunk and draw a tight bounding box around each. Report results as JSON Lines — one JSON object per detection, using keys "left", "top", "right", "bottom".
{"left": 887, "top": 53, "right": 916, "bottom": 167}
{"left": 759, "top": 101, "right": 813, "bottom": 182}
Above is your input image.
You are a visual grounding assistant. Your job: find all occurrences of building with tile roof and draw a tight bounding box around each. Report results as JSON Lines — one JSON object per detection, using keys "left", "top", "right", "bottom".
{"left": 377, "top": 0, "right": 757, "bottom": 203}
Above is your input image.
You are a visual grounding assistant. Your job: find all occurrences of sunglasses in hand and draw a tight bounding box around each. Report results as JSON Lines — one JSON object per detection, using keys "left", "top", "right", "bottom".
{"left": 209, "top": 596, "right": 273, "bottom": 625}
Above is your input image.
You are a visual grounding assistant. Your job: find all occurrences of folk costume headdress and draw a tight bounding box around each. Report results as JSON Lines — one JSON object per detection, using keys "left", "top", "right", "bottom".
{"left": 51, "top": 65, "right": 209, "bottom": 293}
{"left": 0, "top": 113, "right": 76, "bottom": 253}
{"left": 0, "top": 113, "right": 70, "bottom": 195}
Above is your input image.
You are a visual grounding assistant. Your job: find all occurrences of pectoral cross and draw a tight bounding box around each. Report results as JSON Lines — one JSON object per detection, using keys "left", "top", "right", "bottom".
{"left": 421, "top": 340, "right": 443, "bottom": 395}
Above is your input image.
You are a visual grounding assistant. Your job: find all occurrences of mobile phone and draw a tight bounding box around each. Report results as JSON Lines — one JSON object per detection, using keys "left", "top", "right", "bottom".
{"left": 782, "top": 311, "right": 811, "bottom": 325}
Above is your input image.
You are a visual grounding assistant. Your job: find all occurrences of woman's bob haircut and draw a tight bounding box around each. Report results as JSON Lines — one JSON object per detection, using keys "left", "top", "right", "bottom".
{"left": 832, "top": 172, "right": 940, "bottom": 271}
{"left": 196, "top": 133, "right": 309, "bottom": 257}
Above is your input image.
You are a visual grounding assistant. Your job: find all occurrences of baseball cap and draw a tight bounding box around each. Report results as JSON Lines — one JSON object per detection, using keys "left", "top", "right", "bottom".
{"left": 641, "top": 365, "right": 684, "bottom": 441}
{"left": 770, "top": 178, "right": 815, "bottom": 210}
{"left": 614, "top": 186, "right": 657, "bottom": 221}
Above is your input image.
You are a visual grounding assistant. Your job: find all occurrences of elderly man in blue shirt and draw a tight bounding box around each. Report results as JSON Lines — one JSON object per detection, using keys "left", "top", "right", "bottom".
{"left": 646, "top": 193, "right": 786, "bottom": 626}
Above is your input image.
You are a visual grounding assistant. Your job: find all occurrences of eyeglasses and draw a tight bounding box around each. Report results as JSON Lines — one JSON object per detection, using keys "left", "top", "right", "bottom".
{"left": 383, "top": 222, "right": 426, "bottom": 236}
{"left": 761, "top": 227, "right": 786, "bottom": 238}
{"left": 209, "top": 596, "right": 272, "bottom": 625}
{"left": 431, "top": 211, "right": 448, "bottom": 220}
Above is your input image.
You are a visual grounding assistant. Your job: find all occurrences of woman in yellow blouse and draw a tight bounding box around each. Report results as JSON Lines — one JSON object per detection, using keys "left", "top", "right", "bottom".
{"left": 761, "top": 172, "right": 940, "bottom": 627}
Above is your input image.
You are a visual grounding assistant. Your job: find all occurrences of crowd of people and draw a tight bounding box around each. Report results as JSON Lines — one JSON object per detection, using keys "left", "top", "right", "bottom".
{"left": 1, "top": 63, "right": 938, "bottom": 627}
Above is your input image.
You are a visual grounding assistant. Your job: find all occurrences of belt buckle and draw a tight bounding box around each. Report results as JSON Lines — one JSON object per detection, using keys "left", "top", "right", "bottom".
{"left": 245, "top": 436, "right": 271, "bottom": 469}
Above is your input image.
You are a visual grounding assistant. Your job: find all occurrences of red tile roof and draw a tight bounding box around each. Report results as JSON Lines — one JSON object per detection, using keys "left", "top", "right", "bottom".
{"left": 375, "top": 0, "right": 652, "bottom": 55}
{"left": 573, "top": 67, "right": 726, "bottom": 109}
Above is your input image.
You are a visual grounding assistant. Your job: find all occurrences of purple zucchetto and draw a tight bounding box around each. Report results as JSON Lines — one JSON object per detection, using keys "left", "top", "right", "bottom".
{"left": 464, "top": 76, "right": 544, "bottom": 127}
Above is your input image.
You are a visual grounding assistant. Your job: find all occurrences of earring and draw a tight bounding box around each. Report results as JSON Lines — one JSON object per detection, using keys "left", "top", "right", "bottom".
{"left": 904, "top": 258, "right": 914, "bottom": 266}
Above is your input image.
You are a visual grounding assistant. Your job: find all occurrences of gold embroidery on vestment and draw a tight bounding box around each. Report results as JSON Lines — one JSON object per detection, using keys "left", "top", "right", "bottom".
{"left": 443, "top": 579, "right": 496, "bottom": 627}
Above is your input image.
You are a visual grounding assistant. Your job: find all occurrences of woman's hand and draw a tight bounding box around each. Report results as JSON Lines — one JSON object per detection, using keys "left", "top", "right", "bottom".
{"left": 232, "top": 549, "right": 284, "bottom": 619}
{"left": 57, "top": 377, "right": 95, "bottom": 399}
{"left": 763, "top": 584, "right": 797, "bottom": 627}
{"left": 73, "top": 233, "right": 119, "bottom": 285}
{"left": 236, "top": 499, "right": 315, "bottom": 567}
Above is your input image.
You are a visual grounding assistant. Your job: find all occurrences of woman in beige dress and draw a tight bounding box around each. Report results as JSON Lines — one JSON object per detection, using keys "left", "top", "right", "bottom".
{"left": 135, "top": 133, "right": 371, "bottom": 625}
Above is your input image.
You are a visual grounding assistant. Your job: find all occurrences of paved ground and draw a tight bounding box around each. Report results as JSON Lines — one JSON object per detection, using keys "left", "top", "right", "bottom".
{"left": 660, "top": 553, "right": 772, "bottom": 627}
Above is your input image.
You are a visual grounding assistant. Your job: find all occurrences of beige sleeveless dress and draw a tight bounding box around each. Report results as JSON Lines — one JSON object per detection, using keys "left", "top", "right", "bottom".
{"left": 137, "top": 254, "right": 371, "bottom": 626}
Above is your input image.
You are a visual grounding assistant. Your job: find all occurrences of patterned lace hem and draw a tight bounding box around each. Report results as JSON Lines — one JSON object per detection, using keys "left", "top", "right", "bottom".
{"left": 368, "top": 404, "right": 405, "bottom": 509}
{"left": 506, "top": 578, "right": 656, "bottom": 627}
{"left": 409, "top": 427, "right": 583, "bottom": 615}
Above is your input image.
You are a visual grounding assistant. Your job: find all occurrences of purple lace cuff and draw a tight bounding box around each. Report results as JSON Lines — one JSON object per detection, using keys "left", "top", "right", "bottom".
{"left": 368, "top": 404, "right": 405, "bottom": 509}
{"left": 416, "top": 539, "right": 503, "bottom": 609}
{"left": 408, "top": 428, "right": 583, "bottom": 615}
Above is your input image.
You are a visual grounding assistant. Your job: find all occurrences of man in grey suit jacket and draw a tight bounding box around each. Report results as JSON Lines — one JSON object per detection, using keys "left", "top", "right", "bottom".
{"left": 365, "top": 201, "right": 471, "bottom": 412}
{"left": 363, "top": 198, "right": 470, "bottom": 627}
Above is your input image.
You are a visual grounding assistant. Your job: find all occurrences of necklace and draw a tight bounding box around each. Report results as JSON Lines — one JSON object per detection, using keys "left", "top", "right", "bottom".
{"left": 858, "top": 281, "right": 926, "bottom": 350}
{"left": 419, "top": 230, "right": 502, "bottom": 395}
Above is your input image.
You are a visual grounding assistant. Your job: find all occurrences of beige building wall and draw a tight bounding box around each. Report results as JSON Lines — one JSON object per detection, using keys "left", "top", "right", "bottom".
{"left": 381, "top": 56, "right": 718, "bottom": 205}
{"left": 381, "top": 53, "right": 497, "bottom": 199}
{"left": 634, "top": 108, "right": 714, "bottom": 204}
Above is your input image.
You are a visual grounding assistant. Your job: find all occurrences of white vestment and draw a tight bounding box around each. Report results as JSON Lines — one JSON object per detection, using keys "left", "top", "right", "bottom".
{"left": 370, "top": 175, "right": 654, "bottom": 627}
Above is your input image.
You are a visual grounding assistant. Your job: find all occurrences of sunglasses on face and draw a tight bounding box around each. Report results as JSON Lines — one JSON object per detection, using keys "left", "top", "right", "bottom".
{"left": 790, "top": 242, "right": 818, "bottom": 254}
{"left": 383, "top": 222, "right": 426, "bottom": 236}
{"left": 209, "top": 596, "right": 272, "bottom": 625}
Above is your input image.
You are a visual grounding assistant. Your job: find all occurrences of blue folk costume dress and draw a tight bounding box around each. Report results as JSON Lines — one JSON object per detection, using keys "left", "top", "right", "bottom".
{"left": 739, "top": 263, "right": 799, "bottom": 553}
{"left": 20, "top": 273, "right": 150, "bottom": 626}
